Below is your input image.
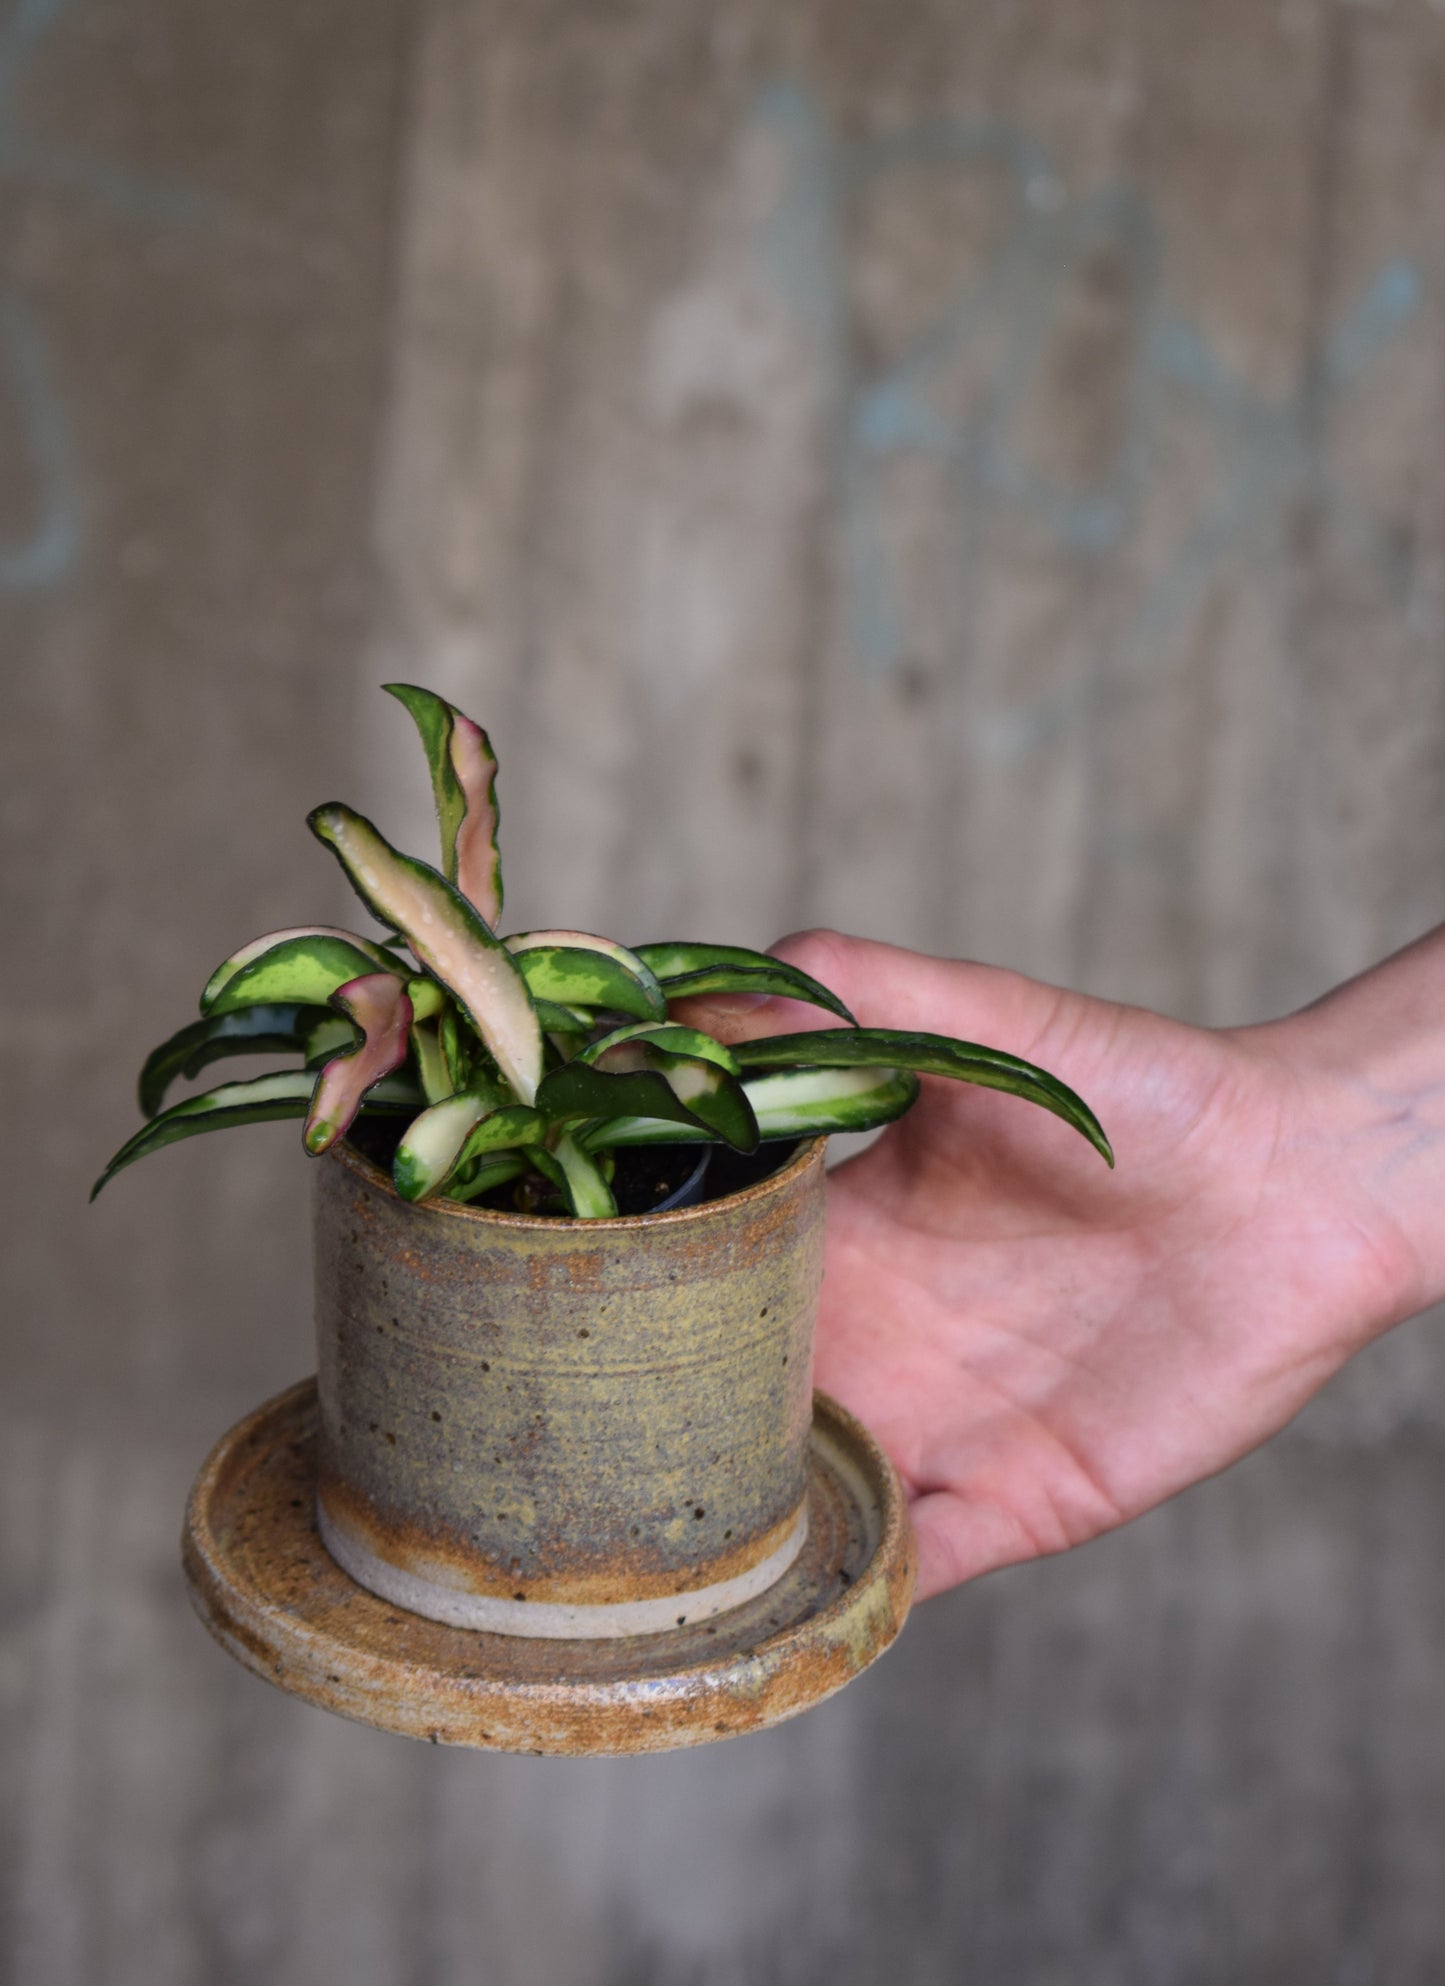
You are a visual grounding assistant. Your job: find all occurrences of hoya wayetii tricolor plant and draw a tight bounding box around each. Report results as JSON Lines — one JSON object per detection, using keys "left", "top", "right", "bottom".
{"left": 94, "top": 686, "right": 1114, "bottom": 1218}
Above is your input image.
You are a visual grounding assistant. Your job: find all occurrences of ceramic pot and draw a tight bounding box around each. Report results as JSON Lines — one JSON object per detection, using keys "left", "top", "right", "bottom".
{"left": 313, "top": 1136, "right": 827, "bottom": 1638}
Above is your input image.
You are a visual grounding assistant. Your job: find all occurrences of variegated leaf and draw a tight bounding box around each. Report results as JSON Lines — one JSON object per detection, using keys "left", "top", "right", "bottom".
{"left": 551, "top": 1129, "right": 617, "bottom": 1219}
{"left": 91, "top": 1068, "right": 419, "bottom": 1199}
{"left": 308, "top": 803, "right": 542, "bottom": 1104}
{"left": 138, "top": 1003, "right": 325, "bottom": 1118}
{"left": 634, "top": 942, "right": 855, "bottom": 1023}
{"left": 202, "top": 930, "right": 405, "bottom": 1018}
{"left": 383, "top": 684, "right": 503, "bottom": 924}
{"left": 393, "top": 1088, "right": 498, "bottom": 1202}
{"left": 505, "top": 931, "right": 666, "bottom": 1021}
{"left": 734, "top": 1029, "right": 1112, "bottom": 1162}
{"left": 304, "top": 974, "right": 415, "bottom": 1156}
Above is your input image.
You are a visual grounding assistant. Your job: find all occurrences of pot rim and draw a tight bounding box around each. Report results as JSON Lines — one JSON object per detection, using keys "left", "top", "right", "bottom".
{"left": 330, "top": 1131, "right": 826, "bottom": 1234}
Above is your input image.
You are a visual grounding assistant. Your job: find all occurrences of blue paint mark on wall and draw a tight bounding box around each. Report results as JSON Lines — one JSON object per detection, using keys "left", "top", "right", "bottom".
{"left": 753, "top": 81, "right": 1425, "bottom": 690}
{"left": 0, "top": 0, "right": 207, "bottom": 590}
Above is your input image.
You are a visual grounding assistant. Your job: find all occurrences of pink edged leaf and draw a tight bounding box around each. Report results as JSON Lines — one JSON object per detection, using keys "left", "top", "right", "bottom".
{"left": 449, "top": 712, "right": 502, "bottom": 926}
{"left": 303, "top": 973, "right": 415, "bottom": 1156}
{"left": 308, "top": 803, "right": 543, "bottom": 1103}
{"left": 382, "top": 684, "right": 503, "bottom": 925}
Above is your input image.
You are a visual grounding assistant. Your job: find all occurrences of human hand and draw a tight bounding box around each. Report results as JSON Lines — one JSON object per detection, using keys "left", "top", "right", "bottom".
{"left": 676, "top": 931, "right": 1430, "bottom": 1600}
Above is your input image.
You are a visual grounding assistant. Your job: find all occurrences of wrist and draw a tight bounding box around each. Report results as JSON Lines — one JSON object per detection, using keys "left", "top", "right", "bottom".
{"left": 1249, "top": 929, "right": 1445, "bottom": 1334}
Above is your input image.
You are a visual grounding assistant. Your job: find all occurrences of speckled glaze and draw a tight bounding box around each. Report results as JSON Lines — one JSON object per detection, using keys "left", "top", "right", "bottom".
{"left": 182, "top": 1375, "right": 917, "bottom": 1753}
{"left": 313, "top": 1137, "right": 827, "bottom": 1634}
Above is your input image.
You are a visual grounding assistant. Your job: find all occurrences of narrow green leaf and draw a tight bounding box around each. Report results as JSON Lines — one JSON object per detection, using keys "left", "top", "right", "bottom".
{"left": 308, "top": 803, "right": 542, "bottom": 1104}
{"left": 442, "top": 1153, "right": 529, "bottom": 1205}
{"left": 201, "top": 925, "right": 404, "bottom": 1014}
{"left": 733, "top": 1029, "right": 1113, "bottom": 1163}
{"left": 552, "top": 1129, "right": 617, "bottom": 1219}
{"left": 304, "top": 975, "right": 415, "bottom": 1155}
{"left": 534, "top": 998, "right": 593, "bottom": 1038}
{"left": 383, "top": 684, "right": 503, "bottom": 924}
{"left": 410, "top": 1020, "right": 453, "bottom": 1105}
{"left": 384, "top": 682, "right": 463, "bottom": 872}
{"left": 91, "top": 1069, "right": 418, "bottom": 1199}
{"left": 439, "top": 1004, "right": 476, "bottom": 1090}
{"left": 505, "top": 932, "right": 666, "bottom": 1021}
{"left": 635, "top": 942, "right": 855, "bottom": 1023}
{"left": 138, "top": 1004, "right": 325, "bottom": 1118}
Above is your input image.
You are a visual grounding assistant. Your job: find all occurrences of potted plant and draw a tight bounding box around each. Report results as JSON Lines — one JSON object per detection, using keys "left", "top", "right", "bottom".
{"left": 96, "top": 685, "right": 1112, "bottom": 1753}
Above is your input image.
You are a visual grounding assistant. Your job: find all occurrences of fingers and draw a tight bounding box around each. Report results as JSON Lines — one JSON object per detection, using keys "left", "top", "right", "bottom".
{"left": 776, "top": 930, "right": 1069, "bottom": 1053}
{"left": 665, "top": 986, "right": 829, "bottom": 1046}
{"left": 909, "top": 1487, "right": 1043, "bottom": 1599}
{"left": 671, "top": 927, "right": 1074, "bottom": 1061}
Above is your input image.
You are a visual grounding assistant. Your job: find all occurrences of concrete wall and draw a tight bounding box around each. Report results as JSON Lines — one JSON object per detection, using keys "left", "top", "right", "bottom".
{"left": 7, "top": 0, "right": 1445, "bottom": 1979}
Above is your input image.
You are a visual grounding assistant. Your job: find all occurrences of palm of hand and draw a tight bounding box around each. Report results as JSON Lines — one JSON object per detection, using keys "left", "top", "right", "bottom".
{"left": 815, "top": 987, "right": 1398, "bottom": 1598}
{"left": 681, "top": 931, "right": 1413, "bottom": 1601}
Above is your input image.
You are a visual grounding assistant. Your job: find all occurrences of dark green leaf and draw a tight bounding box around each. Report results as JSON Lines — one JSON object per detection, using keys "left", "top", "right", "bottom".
{"left": 439, "top": 1004, "right": 476, "bottom": 1089}
{"left": 536, "top": 1062, "right": 717, "bottom": 1140}
{"left": 533, "top": 999, "right": 593, "bottom": 1038}
{"left": 442, "top": 1153, "right": 529, "bottom": 1205}
{"left": 138, "top": 1004, "right": 326, "bottom": 1118}
{"left": 538, "top": 1049, "right": 758, "bottom": 1154}
{"left": 585, "top": 1032, "right": 757, "bottom": 1153}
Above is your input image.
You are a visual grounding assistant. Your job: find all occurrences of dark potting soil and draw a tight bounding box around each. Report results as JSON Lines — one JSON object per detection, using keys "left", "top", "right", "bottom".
{"left": 344, "top": 1115, "right": 799, "bottom": 1217}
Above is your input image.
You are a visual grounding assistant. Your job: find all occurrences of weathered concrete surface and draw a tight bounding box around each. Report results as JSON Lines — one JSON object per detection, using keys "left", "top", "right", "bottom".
{"left": 8, "top": 0, "right": 1445, "bottom": 1978}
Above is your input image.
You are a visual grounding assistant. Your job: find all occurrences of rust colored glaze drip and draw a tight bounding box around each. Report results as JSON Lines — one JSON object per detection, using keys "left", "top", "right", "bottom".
{"left": 314, "top": 1138, "right": 827, "bottom": 1637}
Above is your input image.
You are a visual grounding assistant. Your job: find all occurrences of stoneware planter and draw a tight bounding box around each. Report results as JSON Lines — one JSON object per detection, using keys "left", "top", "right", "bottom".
{"left": 182, "top": 1136, "right": 916, "bottom": 1754}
